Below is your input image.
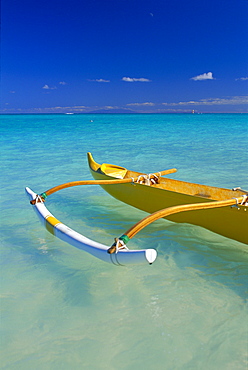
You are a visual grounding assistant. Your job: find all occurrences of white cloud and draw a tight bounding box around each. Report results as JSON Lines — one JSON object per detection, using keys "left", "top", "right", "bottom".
{"left": 96, "top": 79, "right": 110, "bottom": 82}
{"left": 122, "top": 77, "right": 151, "bottom": 82}
{"left": 162, "top": 96, "right": 248, "bottom": 106}
{"left": 235, "top": 77, "right": 248, "bottom": 81}
{"left": 59, "top": 81, "right": 67, "bottom": 85}
{"left": 88, "top": 79, "right": 110, "bottom": 82}
{"left": 42, "top": 84, "right": 57, "bottom": 90}
{"left": 191, "top": 72, "right": 215, "bottom": 81}
{"left": 158, "top": 108, "right": 193, "bottom": 113}
{"left": 127, "top": 102, "right": 155, "bottom": 106}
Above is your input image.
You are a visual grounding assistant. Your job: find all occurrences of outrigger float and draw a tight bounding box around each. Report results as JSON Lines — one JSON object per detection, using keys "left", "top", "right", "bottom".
{"left": 26, "top": 153, "right": 248, "bottom": 266}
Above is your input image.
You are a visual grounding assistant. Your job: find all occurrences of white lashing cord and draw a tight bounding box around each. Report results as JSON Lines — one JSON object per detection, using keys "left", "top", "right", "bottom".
{"left": 136, "top": 173, "right": 160, "bottom": 186}
{"left": 115, "top": 239, "right": 129, "bottom": 253}
{"left": 35, "top": 195, "right": 44, "bottom": 204}
{"left": 149, "top": 174, "right": 159, "bottom": 185}
{"left": 137, "top": 175, "right": 145, "bottom": 184}
{"left": 232, "top": 196, "right": 248, "bottom": 207}
{"left": 241, "top": 194, "right": 248, "bottom": 206}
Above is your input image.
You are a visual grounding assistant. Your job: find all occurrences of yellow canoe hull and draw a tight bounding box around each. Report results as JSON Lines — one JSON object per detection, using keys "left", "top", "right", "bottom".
{"left": 87, "top": 153, "right": 248, "bottom": 245}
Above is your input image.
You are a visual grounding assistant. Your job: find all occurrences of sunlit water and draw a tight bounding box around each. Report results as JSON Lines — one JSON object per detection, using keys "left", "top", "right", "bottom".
{"left": 1, "top": 114, "right": 248, "bottom": 369}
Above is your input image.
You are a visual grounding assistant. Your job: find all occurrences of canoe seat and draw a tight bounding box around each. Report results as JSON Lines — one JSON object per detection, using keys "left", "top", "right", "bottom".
{"left": 100, "top": 163, "right": 127, "bottom": 179}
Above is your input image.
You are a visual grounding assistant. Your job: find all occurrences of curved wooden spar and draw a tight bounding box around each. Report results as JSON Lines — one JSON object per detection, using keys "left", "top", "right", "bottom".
{"left": 42, "top": 167, "right": 177, "bottom": 197}
{"left": 88, "top": 153, "right": 248, "bottom": 245}
{"left": 108, "top": 195, "right": 247, "bottom": 253}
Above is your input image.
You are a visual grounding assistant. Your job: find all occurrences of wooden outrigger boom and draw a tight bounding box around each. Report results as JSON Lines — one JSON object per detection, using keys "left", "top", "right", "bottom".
{"left": 26, "top": 153, "right": 247, "bottom": 267}
{"left": 33, "top": 168, "right": 177, "bottom": 200}
{"left": 87, "top": 153, "right": 248, "bottom": 246}
{"left": 108, "top": 195, "right": 247, "bottom": 254}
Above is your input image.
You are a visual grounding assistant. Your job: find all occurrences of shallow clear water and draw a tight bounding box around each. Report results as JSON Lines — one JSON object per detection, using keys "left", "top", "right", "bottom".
{"left": 1, "top": 114, "right": 248, "bottom": 369}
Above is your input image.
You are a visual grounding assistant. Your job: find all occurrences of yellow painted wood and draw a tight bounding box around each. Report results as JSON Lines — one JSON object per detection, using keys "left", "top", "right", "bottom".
{"left": 43, "top": 155, "right": 177, "bottom": 196}
{"left": 45, "top": 216, "right": 61, "bottom": 235}
{"left": 88, "top": 153, "right": 248, "bottom": 245}
{"left": 100, "top": 163, "right": 127, "bottom": 178}
{"left": 125, "top": 197, "right": 245, "bottom": 239}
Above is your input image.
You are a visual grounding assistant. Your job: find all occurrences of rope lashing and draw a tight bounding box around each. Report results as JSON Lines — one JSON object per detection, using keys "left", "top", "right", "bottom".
{"left": 232, "top": 197, "right": 240, "bottom": 207}
{"left": 107, "top": 235, "right": 130, "bottom": 254}
{"left": 149, "top": 174, "right": 159, "bottom": 185}
{"left": 241, "top": 194, "right": 248, "bottom": 206}
{"left": 136, "top": 173, "right": 160, "bottom": 186}
{"left": 136, "top": 175, "right": 146, "bottom": 184}
{"left": 30, "top": 194, "right": 46, "bottom": 205}
{"left": 231, "top": 195, "right": 248, "bottom": 207}
{"left": 34, "top": 167, "right": 177, "bottom": 200}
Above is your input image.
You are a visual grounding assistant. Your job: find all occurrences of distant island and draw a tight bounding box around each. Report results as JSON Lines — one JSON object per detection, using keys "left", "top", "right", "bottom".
{"left": 88, "top": 108, "right": 137, "bottom": 114}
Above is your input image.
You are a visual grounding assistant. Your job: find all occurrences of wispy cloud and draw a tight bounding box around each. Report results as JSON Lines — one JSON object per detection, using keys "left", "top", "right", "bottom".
{"left": 162, "top": 96, "right": 248, "bottom": 106}
{"left": 127, "top": 102, "right": 155, "bottom": 106}
{"left": 190, "top": 72, "right": 215, "bottom": 81}
{"left": 122, "top": 77, "right": 151, "bottom": 82}
{"left": 235, "top": 77, "right": 248, "bottom": 81}
{"left": 88, "top": 79, "right": 110, "bottom": 82}
{"left": 42, "top": 82, "right": 67, "bottom": 90}
{"left": 19, "top": 105, "right": 89, "bottom": 113}
{"left": 158, "top": 108, "right": 193, "bottom": 113}
{"left": 100, "top": 105, "right": 117, "bottom": 109}
{"left": 42, "top": 84, "right": 57, "bottom": 90}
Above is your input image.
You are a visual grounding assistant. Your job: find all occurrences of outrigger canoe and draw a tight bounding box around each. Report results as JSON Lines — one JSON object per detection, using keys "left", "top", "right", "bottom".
{"left": 87, "top": 153, "right": 248, "bottom": 246}
{"left": 26, "top": 153, "right": 247, "bottom": 267}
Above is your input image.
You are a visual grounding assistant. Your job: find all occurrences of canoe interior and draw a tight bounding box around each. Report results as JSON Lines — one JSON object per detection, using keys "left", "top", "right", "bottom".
{"left": 88, "top": 153, "right": 245, "bottom": 201}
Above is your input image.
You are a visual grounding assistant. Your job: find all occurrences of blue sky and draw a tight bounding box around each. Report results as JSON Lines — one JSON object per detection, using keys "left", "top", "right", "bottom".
{"left": 1, "top": 0, "right": 248, "bottom": 113}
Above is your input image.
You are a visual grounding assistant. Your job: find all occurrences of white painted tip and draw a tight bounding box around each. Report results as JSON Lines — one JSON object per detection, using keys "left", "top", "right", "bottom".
{"left": 25, "top": 187, "right": 32, "bottom": 196}
{"left": 145, "top": 249, "right": 157, "bottom": 264}
{"left": 25, "top": 187, "right": 34, "bottom": 198}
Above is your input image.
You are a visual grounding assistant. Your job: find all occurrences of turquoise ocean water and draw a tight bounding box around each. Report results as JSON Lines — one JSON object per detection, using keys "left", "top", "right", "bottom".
{"left": 1, "top": 114, "right": 248, "bottom": 369}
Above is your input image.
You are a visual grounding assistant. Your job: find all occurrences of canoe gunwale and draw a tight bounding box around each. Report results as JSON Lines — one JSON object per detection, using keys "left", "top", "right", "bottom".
{"left": 87, "top": 152, "right": 245, "bottom": 202}
{"left": 87, "top": 153, "right": 248, "bottom": 245}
